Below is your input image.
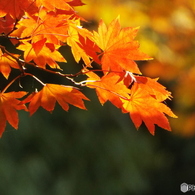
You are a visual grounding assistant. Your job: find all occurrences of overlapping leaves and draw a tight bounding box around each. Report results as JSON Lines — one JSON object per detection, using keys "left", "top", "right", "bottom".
{"left": 0, "top": 0, "right": 177, "bottom": 136}
{"left": 85, "top": 70, "right": 177, "bottom": 135}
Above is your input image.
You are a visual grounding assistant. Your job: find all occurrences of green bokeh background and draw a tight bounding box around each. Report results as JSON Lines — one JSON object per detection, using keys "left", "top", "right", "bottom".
{"left": 2, "top": 100, "right": 195, "bottom": 195}
{"left": 1, "top": 0, "right": 195, "bottom": 194}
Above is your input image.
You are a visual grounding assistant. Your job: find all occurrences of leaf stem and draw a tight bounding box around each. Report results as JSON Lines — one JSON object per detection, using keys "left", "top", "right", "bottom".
{"left": 1, "top": 75, "right": 22, "bottom": 93}
{"left": 66, "top": 76, "right": 130, "bottom": 101}
{"left": 7, "top": 36, "right": 31, "bottom": 40}
{"left": 86, "top": 83, "right": 130, "bottom": 101}
{"left": 25, "top": 61, "right": 84, "bottom": 77}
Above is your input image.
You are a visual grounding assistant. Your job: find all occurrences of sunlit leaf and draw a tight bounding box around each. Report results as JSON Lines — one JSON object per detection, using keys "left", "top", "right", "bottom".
{"left": 0, "top": 91, "right": 27, "bottom": 137}
{"left": 0, "top": 49, "right": 20, "bottom": 79}
{"left": 23, "top": 84, "right": 89, "bottom": 115}
{"left": 93, "top": 17, "right": 152, "bottom": 73}
{"left": 121, "top": 82, "right": 177, "bottom": 135}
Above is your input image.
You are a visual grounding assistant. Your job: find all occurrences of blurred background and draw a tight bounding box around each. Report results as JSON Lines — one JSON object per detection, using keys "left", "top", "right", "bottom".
{"left": 1, "top": 0, "right": 195, "bottom": 194}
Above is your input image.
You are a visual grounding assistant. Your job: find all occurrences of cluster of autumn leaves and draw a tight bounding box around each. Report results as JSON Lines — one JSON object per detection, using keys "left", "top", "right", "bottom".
{"left": 0, "top": 0, "right": 177, "bottom": 137}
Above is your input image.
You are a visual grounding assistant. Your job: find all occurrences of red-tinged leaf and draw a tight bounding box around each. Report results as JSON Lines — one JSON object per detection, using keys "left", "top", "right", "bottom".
{"left": 67, "top": 20, "right": 99, "bottom": 66}
{"left": 79, "top": 35, "right": 101, "bottom": 64}
{"left": 86, "top": 71, "right": 130, "bottom": 108}
{"left": 0, "top": 49, "right": 20, "bottom": 79}
{"left": 46, "top": 43, "right": 55, "bottom": 52}
{"left": 24, "top": 84, "right": 89, "bottom": 115}
{"left": 17, "top": 42, "right": 66, "bottom": 69}
{"left": 67, "top": 0, "right": 85, "bottom": 7}
{"left": 0, "top": 0, "right": 34, "bottom": 18}
{"left": 135, "top": 76, "right": 172, "bottom": 101}
{"left": 93, "top": 17, "right": 152, "bottom": 74}
{"left": 0, "top": 15, "right": 15, "bottom": 34}
{"left": 0, "top": 91, "right": 27, "bottom": 137}
{"left": 121, "top": 83, "right": 177, "bottom": 135}
{"left": 32, "top": 38, "right": 47, "bottom": 55}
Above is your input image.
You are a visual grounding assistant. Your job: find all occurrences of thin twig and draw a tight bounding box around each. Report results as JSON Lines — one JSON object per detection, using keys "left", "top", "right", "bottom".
{"left": 1, "top": 75, "right": 22, "bottom": 93}
{"left": 7, "top": 36, "right": 31, "bottom": 40}
{"left": 24, "top": 73, "right": 46, "bottom": 86}
{"left": 66, "top": 76, "right": 130, "bottom": 101}
{"left": 25, "top": 61, "right": 84, "bottom": 77}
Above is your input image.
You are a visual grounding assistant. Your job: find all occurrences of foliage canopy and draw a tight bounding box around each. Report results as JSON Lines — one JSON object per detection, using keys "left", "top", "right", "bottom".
{"left": 0, "top": 0, "right": 177, "bottom": 136}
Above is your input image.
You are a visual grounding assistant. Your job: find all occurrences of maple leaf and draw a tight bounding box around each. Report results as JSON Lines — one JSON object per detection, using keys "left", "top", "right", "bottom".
{"left": 93, "top": 17, "right": 152, "bottom": 74}
{"left": 36, "top": 0, "right": 85, "bottom": 11}
{"left": 36, "top": 0, "right": 84, "bottom": 11}
{"left": 78, "top": 36, "right": 101, "bottom": 64}
{"left": 0, "top": 0, "right": 34, "bottom": 19}
{"left": 0, "top": 15, "right": 15, "bottom": 34}
{"left": 11, "top": 9, "right": 70, "bottom": 44}
{"left": 121, "top": 82, "right": 177, "bottom": 135}
{"left": 0, "top": 0, "right": 177, "bottom": 137}
{"left": 17, "top": 41, "right": 66, "bottom": 69}
{"left": 86, "top": 70, "right": 130, "bottom": 108}
{"left": 23, "top": 84, "right": 89, "bottom": 115}
{"left": 67, "top": 0, "right": 85, "bottom": 7}
{"left": 36, "top": 0, "right": 75, "bottom": 12}
{"left": 0, "top": 91, "right": 27, "bottom": 137}
{"left": 67, "top": 20, "right": 100, "bottom": 66}
{"left": 37, "top": 0, "right": 71, "bottom": 11}
{"left": 134, "top": 76, "right": 172, "bottom": 102}
{"left": 0, "top": 49, "right": 20, "bottom": 79}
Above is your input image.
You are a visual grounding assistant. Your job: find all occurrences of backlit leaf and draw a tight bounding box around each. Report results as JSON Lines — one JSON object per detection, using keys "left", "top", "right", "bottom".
{"left": 17, "top": 41, "right": 66, "bottom": 69}
{"left": 0, "top": 49, "right": 20, "bottom": 79}
{"left": 0, "top": 0, "right": 34, "bottom": 18}
{"left": 121, "top": 82, "right": 177, "bottom": 135}
{"left": 11, "top": 9, "right": 70, "bottom": 44}
{"left": 0, "top": 15, "right": 15, "bottom": 34}
{"left": 86, "top": 70, "right": 130, "bottom": 108}
{"left": 93, "top": 17, "right": 152, "bottom": 73}
{"left": 23, "top": 84, "right": 89, "bottom": 115}
{"left": 134, "top": 76, "right": 172, "bottom": 101}
{"left": 0, "top": 91, "right": 27, "bottom": 137}
{"left": 67, "top": 20, "right": 100, "bottom": 66}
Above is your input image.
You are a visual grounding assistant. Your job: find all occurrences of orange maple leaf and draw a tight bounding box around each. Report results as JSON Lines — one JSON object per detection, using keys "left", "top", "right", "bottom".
{"left": 0, "top": 49, "right": 20, "bottom": 79}
{"left": 93, "top": 17, "right": 152, "bottom": 74}
{"left": 17, "top": 41, "right": 66, "bottom": 69}
{"left": 86, "top": 69, "right": 177, "bottom": 134}
{"left": 68, "top": 0, "right": 85, "bottom": 7}
{"left": 121, "top": 82, "right": 177, "bottom": 135}
{"left": 134, "top": 76, "right": 172, "bottom": 102}
{"left": 0, "top": 91, "right": 27, "bottom": 137}
{"left": 67, "top": 20, "right": 100, "bottom": 66}
{"left": 36, "top": 0, "right": 72, "bottom": 11}
{"left": 23, "top": 84, "right": 89, "bottom": 115}
{"left": 0, "top": 0, "right": 34, "bottom": 18}
{"left": 11, "top": 9, "right": 69, "bottom": 44}
{"left": 36, "top": 0, "right": 85, "bottom": 12}
{"left": 86, "top": 71, "right": 130, "bottom": 108}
